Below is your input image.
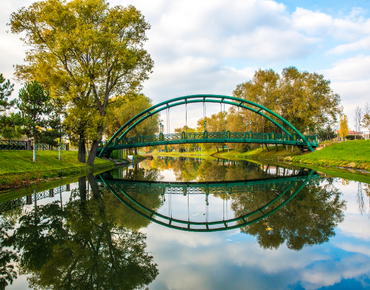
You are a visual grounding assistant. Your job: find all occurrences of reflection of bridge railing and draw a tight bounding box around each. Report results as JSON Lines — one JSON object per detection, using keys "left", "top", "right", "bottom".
{"left": 98, "top": 131, "right": 318, "bottom": 150}
{"left": 0, "top": 185, "right": 68, "bottom": 213}
{"left": 98, "top": 170, "right": 320, "bottom": 232}
{"left": 97, "top": 174, "right": 319, "bottom": 196}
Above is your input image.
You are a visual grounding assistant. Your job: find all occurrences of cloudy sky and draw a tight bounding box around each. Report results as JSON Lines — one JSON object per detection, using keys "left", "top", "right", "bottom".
{"left": 1, "top": 0, "right": 370, "bottom": 130}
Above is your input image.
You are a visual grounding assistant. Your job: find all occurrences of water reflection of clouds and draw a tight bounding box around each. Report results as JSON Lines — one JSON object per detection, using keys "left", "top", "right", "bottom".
{"left": 142, "top": 179, "right": 370, "bottom": 290}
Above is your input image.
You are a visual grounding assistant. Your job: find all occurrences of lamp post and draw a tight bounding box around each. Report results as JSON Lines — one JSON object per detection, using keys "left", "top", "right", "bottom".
{"left": 204, "top": 120, "right": 207, "bottom": 131}
{"left": 249, "top": 120, "right": 252, "bottom": 132}
{"left": 307, "top": 126, "right": 309, "bottom": 135}
{"left": 159, "top": 122, "right": 162, "bottom": 134}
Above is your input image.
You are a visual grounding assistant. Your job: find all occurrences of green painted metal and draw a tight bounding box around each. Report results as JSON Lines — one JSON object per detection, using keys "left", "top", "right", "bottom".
{"left": 98, "top": 94, "right": 316, "bottom": 157}
{"left": 98, "top": 170, "right": 319, "bottom": 232}
{"left": 99, "top": 131, "right": 318, "bottom": 150}
{"left": 0, "top": 140, "right": 27, "bottom": 150}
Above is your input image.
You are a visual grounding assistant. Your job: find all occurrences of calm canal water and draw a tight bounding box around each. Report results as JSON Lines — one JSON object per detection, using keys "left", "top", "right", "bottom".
{"left": 2, "top": 157, "right": 370, "bottom": 290}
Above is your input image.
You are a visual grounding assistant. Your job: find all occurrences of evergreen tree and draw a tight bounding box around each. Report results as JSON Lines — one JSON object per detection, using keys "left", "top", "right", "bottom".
{"left": 17, "top": 81, "right": 62, "bottom": 161}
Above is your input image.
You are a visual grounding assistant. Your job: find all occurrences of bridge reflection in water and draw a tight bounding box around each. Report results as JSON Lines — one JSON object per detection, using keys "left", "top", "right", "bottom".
{"left": 97, "top": 168, "right": 319, "bottom": 232}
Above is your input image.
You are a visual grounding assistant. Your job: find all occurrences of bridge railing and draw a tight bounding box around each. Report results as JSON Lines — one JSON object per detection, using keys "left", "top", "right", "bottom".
{"left": 98, "top": 131, "right": 318, "bottom": 148}
{"left": 0, "top": 139, "right": 70, "bottom": 151}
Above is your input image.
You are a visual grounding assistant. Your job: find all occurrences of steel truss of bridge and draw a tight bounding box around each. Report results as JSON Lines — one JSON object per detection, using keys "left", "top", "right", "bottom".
{"left": 98, "top": 131, "right": 318, "bottom": 153}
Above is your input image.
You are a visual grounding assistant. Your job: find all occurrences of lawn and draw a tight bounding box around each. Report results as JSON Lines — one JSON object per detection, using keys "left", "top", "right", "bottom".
{"left": 0, "top": 150, "right": 114, "bottom": 189}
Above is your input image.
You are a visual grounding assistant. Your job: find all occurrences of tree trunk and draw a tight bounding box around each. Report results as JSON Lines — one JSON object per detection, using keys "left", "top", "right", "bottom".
{"left": 264, "top": 144, "right": 269, "bottom": 151}
{"left": 275, "top": 144, "right": 278, "bottom": 151}
{"left": 33, "top": 137, "right": 36, "bottom": 162}
{"left": 87, "top": 140, "right": 99, "bottom": 166}
{"left": 135, "top": 147, "right": 138, "bottom": 155}
{"left": 86, "top": 125, "right": 104, "bottom": 166}
{"left": 78, "top": 135, "right": 86, "bottom": 163}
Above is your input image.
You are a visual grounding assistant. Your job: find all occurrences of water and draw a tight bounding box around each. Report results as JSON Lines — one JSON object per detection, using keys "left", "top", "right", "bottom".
{"left": 1, "top": 157, "right": 370, "bottom": 290}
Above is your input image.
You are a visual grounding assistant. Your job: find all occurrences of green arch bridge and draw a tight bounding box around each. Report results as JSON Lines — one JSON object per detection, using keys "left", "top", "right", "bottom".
{"left": 98, "top": 94, "right": 318, "bottom": 158}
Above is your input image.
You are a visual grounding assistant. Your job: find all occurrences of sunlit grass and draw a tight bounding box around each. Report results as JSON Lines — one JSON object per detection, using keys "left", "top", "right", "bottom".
{"left": 0, "top": 150, "right": 114, "bottom": 188}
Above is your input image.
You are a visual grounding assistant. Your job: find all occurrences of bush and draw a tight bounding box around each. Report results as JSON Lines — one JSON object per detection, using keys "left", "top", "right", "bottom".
{"left": 345, "top": 135, "right": 363, "bottom": 140}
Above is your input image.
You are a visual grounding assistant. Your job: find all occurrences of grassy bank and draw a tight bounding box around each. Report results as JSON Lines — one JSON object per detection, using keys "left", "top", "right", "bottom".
{"left": 0, "top": 150, "right": 115, "bottom": 190}
{"left": 292, "top": 140, "right": 370, "bottom": 170}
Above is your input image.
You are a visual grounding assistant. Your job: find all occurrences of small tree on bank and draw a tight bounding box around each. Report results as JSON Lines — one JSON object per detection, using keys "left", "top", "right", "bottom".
{"left": 17, "top": 81, "right": 61, "bottom": 161}
{"left": 339, "top": 114, "right": 349, "bottom": 141}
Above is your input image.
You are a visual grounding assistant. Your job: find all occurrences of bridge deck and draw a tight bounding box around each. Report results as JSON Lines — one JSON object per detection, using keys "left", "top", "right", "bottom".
{"left": 98, "top": 131, "right": 318, "bottom": 151}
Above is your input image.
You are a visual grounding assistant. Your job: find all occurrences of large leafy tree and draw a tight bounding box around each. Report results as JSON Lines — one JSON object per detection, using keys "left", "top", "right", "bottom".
{"left": 233, "top": 67, "right": 341, "bottom": 133}
{"left": 9, "top": 0, "right": 154, "bottom": 166}
{"left": 17, "top": 81, "right": 62, "bottom": 161}
{"left": 104, "top": 93, "right": 159, "bottom": 154}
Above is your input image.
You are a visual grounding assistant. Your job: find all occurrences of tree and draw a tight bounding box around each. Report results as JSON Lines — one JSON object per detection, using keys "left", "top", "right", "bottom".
{"left": 339, "top": 114, "right": 349, "bottom": 141}
{"left": 362, "top": 103, "right": 370, "bottom": 139}
{"left": 17, "top": 81, "right": 61, "bottom": 161}
{"left": 0, "top": 73, "right": 17, "bottom": 138}
{"left": 104, "top": 93, "right": 159, "bottom": 154}
{"left": 233, "top": 67, "right": 342, "bottom": 134}
{"left": 9, "top": 0, "right": 154, "bottom": 166}
{"left": 354, "top": 106, "right": 362, "bottom": 139}
{"left": 0, "top": 74, "right": 14, "bottom": 114}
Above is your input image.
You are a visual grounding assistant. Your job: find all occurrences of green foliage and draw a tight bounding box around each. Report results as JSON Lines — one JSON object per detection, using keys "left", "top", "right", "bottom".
{"left": 345, "top": 135, "right": 363, "bottom": 140}
{"left": 0, "top": 73, "right": 14, "bottom": 114}
{"left": 9, "top": 0, "right": 154, "bottom": 165}
{"left": 318, "top": 125, "right": 337, "bottom": 141}
{"left": 17, "top": 81, "right": 61, "bottom": 146}
{"left": 233, "top": 67, "right": 342, "bottom": 133}
{"left": 105, "top": 93, "right": 159, "bottom": 139}
{"left": 0, "top": 73, "right": 19, "bottom": 140}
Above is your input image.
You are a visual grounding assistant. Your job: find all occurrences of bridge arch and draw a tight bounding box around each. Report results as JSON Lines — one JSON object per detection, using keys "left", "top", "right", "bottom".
{"left": 98, "top": 170, "right": 318, "bottom": 232}
{"left": 99, "top": 94, "right": 314, "bottom": 157}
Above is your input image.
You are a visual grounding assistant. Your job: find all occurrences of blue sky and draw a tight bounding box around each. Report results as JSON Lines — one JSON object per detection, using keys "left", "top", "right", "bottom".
{"left": 1, "top": 0, "right": 370, "bottom": 130}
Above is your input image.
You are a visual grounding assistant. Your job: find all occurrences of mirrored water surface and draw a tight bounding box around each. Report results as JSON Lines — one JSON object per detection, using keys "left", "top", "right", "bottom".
{"left": 1, "top": 157, "right": 370, "bottom": 289}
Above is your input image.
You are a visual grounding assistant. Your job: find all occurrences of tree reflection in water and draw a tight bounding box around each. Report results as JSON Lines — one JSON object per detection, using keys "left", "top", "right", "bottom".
{"left": 232, "top": 178, "right": 346, "bottom": 250}
{"left": 10, "top": 174, "right": 158, "bottom": 290}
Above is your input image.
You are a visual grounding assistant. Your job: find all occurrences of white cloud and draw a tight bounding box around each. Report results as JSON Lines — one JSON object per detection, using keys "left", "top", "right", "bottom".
{"left": 3, "top": 0, "right": 370, "bottom": 131}
{"left": 292, "top": 7, "right": 370, "bottom": 41}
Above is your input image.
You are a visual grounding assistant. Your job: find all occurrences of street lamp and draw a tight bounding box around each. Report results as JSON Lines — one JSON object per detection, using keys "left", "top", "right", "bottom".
{"left": 204, "top": 120, "right": 207, "bottom": 131}
{"left": 159, "top": 122, "right": 162, "bottom": 134}
{"left": 249, "top": 120, "right": 252, "bottom": 132}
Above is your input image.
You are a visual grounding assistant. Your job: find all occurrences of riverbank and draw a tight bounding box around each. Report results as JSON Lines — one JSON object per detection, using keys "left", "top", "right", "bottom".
{"left": 0, "top": 150, "right": 116, "bottom": 191}
{"left": 152, "top": 141, "right": 370, "bottom": 182}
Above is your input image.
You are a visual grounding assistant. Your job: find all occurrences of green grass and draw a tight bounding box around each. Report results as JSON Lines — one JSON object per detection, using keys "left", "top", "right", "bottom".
{"left": 233, "top": 145, "right": 302, "bottom": 161}
{"left": 293, "top": 140, "right": 370, "bottom": 170}
{"left": 0, "top": 150, "right": 115, "bottom": 189}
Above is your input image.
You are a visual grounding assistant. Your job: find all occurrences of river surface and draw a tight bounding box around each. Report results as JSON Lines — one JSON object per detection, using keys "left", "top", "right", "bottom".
{"left": 1, "top": 157, "right": 370, "bottom": 290}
